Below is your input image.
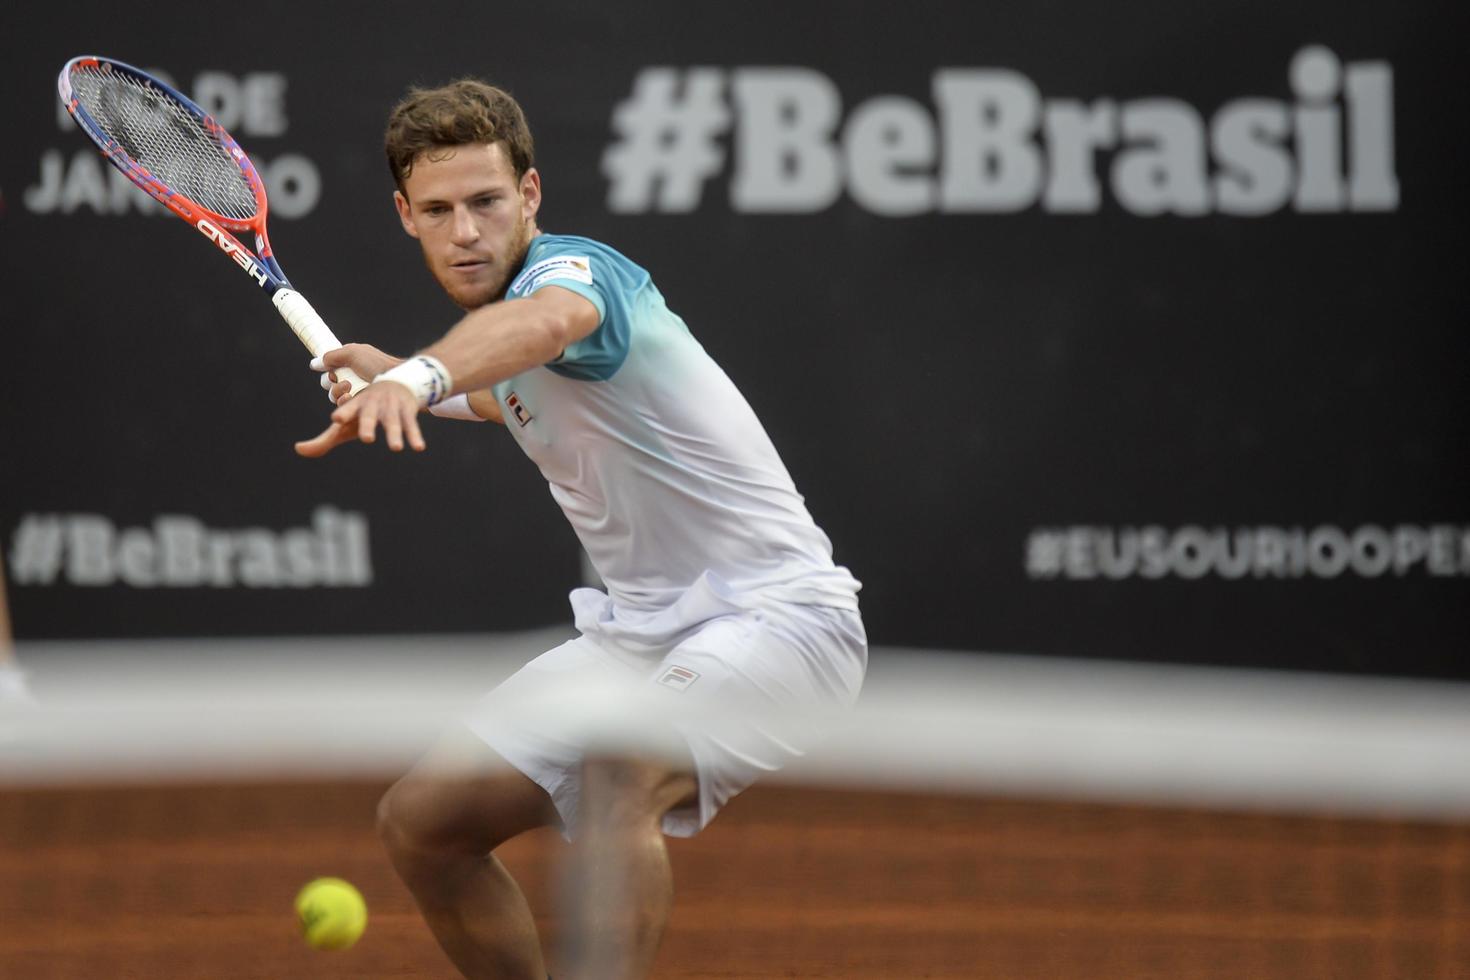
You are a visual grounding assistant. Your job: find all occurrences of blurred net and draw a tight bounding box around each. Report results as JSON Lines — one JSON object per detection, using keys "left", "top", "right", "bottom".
{"left": 6, "top": 632, "right": 1469, "bottom": 817}
{"left": 2, "top": 632, "right": 1467, "bottom": 978}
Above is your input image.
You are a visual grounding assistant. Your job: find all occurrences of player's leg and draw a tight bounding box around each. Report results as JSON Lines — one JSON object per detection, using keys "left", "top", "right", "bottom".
{"left": 377, "top": 728, "right": 558, "bottom": 980}
{"left": 556, "top": 600, "right": 864, "bottom": 978}
{"left": 561, "top": 755, "right": 697, "bottom": 980}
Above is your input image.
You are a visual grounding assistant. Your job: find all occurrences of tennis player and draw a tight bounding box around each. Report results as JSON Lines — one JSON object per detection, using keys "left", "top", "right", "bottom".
{"left": 297, "top": 79, "right": 865, "bottom": 980}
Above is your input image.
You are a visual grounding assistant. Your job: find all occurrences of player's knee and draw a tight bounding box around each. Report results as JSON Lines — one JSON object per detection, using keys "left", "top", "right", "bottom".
{"left": 378, "top": 764, "right": 546, "bottom": 864}
{"left": 376, "top": 775, "right": 479, "bottom": 862}
{"left": 579, "top": 757, "right": 697, "bottom": 829}
{"left": 375, "top": 778, "right": 430, "bottom": 858}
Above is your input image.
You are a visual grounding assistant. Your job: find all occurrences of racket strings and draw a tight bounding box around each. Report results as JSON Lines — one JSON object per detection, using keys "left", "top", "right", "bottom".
{"left": 70, "top": 66, "right": 259, "bottom": 222}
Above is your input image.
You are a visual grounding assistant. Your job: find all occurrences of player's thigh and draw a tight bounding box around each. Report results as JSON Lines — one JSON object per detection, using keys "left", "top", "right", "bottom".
{"left": 579, "top": 752, "right": 699, "bottom": 824}
{"left": 379, "top": 727, "right": 558, "bottom": 854}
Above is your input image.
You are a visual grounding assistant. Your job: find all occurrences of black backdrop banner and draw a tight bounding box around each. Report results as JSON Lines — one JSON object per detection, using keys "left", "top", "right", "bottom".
{"left": 2, "top": 1, "right": 1465, "bottom": 678}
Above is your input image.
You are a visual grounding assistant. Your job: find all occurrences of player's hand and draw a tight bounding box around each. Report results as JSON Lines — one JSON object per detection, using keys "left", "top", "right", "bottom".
{"left": 294, "top": 380, "right": 427, "bottom": 457}
{"left": 310, "top": 345, "right": 403, "bottom": 406}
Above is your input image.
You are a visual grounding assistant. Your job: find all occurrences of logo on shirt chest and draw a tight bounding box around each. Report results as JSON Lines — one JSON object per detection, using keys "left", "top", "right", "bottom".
{"left": 504, "top": 391, "right": 534, "bottom": 427}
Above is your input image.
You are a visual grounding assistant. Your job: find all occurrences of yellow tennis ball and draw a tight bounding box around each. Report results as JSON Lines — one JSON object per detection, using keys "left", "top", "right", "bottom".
{"left": 294, "top": 877, "right": 367, "bottom": 951}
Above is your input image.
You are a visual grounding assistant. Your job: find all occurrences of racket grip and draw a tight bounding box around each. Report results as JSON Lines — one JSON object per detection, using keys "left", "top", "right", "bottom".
{"left": 272, "top": 288, "right": 369, "bottom": 395}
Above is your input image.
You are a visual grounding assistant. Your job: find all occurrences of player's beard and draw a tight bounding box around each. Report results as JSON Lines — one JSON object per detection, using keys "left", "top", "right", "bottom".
{"left": 433, "top": 212, "right": 536, "bottom": 311}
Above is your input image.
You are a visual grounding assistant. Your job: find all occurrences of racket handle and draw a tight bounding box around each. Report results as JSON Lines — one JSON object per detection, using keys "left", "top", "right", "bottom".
{"left": 272, "top": 288, "right": 369, "bottom": 395}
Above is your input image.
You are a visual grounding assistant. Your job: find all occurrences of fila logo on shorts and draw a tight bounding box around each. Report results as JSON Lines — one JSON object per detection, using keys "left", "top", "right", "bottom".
{"left": 657, "top": 665, "right": 700, "bottom": 691}
{"left": 505, "top": 392, "right": 533, "bottom": 427}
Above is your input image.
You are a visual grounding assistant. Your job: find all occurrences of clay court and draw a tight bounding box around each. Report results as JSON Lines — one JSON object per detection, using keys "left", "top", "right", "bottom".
{"left": 3, "top": 780, "right": 1466, "bottom": 979}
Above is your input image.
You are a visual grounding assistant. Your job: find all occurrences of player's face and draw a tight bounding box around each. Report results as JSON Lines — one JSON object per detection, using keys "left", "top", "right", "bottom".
{"left": 393, "top": 142, "right": 541, "bottom": 309}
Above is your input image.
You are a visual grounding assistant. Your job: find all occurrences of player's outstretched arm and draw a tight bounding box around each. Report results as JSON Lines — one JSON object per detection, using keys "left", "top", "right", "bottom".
{"left": 420, "top": 285, "right": 600, "bottom": 394}
{"left": 296, "top": 286, "right": 596, "bottom": 456}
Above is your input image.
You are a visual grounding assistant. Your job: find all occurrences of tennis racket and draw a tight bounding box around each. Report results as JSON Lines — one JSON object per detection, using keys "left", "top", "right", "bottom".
{"left": 56, "top": 56, "right": 367, "bottom": 394}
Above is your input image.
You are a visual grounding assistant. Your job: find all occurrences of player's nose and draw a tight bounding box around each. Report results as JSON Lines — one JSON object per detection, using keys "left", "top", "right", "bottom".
{"left": 449, "top": 205, "right": 480, "bottom": 246}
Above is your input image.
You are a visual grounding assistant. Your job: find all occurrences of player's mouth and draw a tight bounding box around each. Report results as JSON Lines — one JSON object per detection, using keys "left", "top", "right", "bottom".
{"left": 450, "top": 259, "right": 489, "bottom": 273}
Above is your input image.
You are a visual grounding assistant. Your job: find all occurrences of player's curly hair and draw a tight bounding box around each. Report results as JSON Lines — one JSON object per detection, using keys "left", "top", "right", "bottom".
{"left": 384, "top": 79, "right": 535, "bottom": 189}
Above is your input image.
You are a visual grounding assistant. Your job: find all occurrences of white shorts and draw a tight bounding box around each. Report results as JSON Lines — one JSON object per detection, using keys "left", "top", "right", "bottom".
{"left": 464, "top": 579, "right": 867, "bottom": 838}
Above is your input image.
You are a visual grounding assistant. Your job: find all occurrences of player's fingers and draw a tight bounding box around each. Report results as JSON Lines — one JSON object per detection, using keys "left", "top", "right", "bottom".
{"left": 313, "top": 357, "right": 337, "bottom": 403}
{"left": 294, "top": 421, "right": 355, "bottom": 458}
{"left": 293, "top": 427, "right": 331, "bottom": 457}
{"left": 331, "top": 393, "right": 363, "bottom": 425}
{"left": 322, "top": 346, "right": 354, "bottom": 370}
{"left": 355, "top": 399, "right": 379, "bottom": 444}
{"left": 406, "top": 411, "right": 427, "bottom": 452}
{"left": 383, "top": 406, "right": 405, "bottom": 452}
{"left": 324, "top": 344, "right": 383, "bottom": 378}
{"left": 331, "top": 380, "right": 353, "bottom": 404}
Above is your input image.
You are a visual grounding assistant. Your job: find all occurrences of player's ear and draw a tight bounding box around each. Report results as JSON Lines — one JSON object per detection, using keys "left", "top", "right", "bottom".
{"left": 393, "top": 190, "right": 420, "bottom": 239}
{"left": 520, "top": 168, "right": 542, "bottom": 222}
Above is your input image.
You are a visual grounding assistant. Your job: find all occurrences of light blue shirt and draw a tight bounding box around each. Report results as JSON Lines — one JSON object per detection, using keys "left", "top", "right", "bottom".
{"left": 492, "top": 234, "right": 860, "bottom": 623}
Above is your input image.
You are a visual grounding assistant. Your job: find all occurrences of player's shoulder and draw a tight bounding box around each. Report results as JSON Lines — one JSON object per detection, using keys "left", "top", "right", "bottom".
{"left": 512, "top": 233, "right": 649, "bottom": 294}
{"left": 529, "top": 232, "right": 628, "bottom": 260}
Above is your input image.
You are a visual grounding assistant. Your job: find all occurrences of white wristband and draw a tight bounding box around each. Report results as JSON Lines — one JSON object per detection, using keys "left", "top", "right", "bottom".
{"left": 375, "top": 355, "right": 452, "bottom": 408}
{"left": 428, "top": 393, "right": 486, "bottom": 422}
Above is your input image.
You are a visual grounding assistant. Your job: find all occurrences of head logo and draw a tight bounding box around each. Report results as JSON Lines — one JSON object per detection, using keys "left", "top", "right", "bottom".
{"left": 195, "top": 217, "right": 269, "bottom": 287}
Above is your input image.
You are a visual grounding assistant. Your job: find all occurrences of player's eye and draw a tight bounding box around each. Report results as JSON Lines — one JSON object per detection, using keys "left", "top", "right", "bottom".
{"left": 474, "top": 196, "right": 499, "bottom": 209}
{"left": 423, "top": 205, "right": 450, "bottom": 216}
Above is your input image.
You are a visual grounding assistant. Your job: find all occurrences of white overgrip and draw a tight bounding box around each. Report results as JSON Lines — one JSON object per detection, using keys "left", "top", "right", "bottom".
{"left": 272, "top": 288, "right": 368, "bottom": 394}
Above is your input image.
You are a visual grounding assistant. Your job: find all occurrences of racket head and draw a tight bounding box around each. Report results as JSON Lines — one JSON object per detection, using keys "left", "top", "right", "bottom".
{"left": 57, "top": 56, "right": 269, "bottom": 237}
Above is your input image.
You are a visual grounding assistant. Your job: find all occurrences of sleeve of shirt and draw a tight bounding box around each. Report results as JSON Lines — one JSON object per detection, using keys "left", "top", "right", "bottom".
{"left": 519, "top": 245, "right": 631, "bottom": 382}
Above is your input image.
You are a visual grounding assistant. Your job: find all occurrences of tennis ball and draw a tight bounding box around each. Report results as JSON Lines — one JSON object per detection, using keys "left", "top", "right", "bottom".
{"left": 294, "top": 877, "right": 367, "bottom": 951}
